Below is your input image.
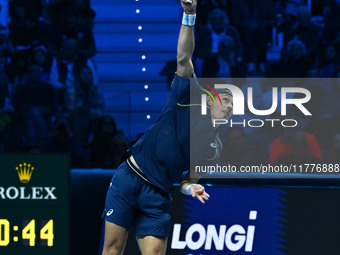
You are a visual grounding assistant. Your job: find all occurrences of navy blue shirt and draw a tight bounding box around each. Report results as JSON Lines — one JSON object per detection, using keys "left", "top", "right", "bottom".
{"left": 130, "top": 74, "right": 221, "bottom": 193}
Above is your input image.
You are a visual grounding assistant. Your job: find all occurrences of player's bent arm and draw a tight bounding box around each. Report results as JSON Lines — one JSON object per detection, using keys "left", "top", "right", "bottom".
{"left": 176, "top": 0, "right": 196, "bottom": 79}
{"left": 177, "top": 25, "right": 195, "bottom": 79}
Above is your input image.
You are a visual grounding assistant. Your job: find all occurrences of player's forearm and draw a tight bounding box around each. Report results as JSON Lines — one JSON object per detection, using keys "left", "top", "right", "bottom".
{"left": 177, "top": 24, "right": 194, "bottom": 78}
{"left": 181, "top": 181, "right": 196, "bottom": 193}
{"left": 176, "top": 0, "right": 196, "bottom": 78}
{"left": 181, "top": 172, "right": 210, "bottom": 204}
{"left": 180, "top": 171, "right": 199, "bottom": 193}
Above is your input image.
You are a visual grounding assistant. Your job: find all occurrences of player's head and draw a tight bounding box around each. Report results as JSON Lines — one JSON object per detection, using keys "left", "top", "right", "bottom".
{"left": 207, "top": 88, "right": 233, "bottom": 120}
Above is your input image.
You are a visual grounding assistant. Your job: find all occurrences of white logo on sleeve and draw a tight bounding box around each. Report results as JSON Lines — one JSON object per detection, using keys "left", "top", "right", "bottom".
{"left": 106, "top": 209, "right": 113, "bottom": 216}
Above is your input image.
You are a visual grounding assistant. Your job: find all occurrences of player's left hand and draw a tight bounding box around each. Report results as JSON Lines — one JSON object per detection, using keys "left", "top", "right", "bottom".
{"left": 189, "top": 184, "right": 210, "bottom": 203}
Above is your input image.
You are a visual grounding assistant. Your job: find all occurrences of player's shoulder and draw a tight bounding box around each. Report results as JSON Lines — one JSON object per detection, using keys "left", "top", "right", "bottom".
{"left": 173, "top": 73, "right": 190, "bottom": 84}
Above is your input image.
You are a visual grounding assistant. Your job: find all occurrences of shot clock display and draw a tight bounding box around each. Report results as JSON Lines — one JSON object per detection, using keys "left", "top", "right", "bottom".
{"left": 0, "top": 154, "right": 69, "bottom": 254}
{"left": 0, "top": 219, "right": 54, "bottom": 247}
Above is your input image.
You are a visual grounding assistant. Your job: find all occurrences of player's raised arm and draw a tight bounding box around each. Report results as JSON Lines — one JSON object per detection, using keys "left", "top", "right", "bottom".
{"left": 176, "top": 0, "right": 197, "bottom": 79}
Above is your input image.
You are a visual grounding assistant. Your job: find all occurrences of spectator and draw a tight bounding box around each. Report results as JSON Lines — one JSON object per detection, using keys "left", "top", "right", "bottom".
{"left": 327, "top": 131, "right": 340, "bottom": 163}
{"left": 229, "top": 0, "right": 276, "bottom": 75}
{"left": 8, "top": 48, "right": 30, "bottom": 85}
{"left": 275, "top": 0, "right": 288, "bottom": 14}
{"left": 194, "top": 8, "right": 243, "bottom": 76}
{"left": 64, "top": 65, "right": 104, "bottom": 145}
{"left": 279, "top": 39, "right": 310, "bottom": 77}
{"left": 8, "top": 0, "right": 50, "bottom": 47}
{"left": 102, "top": 134, "right": 131, "bottom": 169}
{"left": 49, "top": 0, "right": 95, "bottom": 27}
{"left": 318, "top": 42, "right": 339, "bottom": 77}
{"left": 50, "top": 38, "right": 98, "bottom": 89}
{"left": 195, "top": 0, "right": 220, "bottom": 28}
{"left": 49, "top": 38, "right": 98, "bottom": 110}
{"left": 285, "top": 6, "right": 322, "bottom": 64}
{"left": 9, "top": 0, "right": 42, "bottom": 22}
{"left": 29, "top": 44, "right": 52, "bottom": 82}
{"left": 269, "top": 129, "right": 322, "bottom": 165}
{"left": 12, "top": 64, "right": 56, "bottom": 148}
{"left": 202, "top": 35, "right": 245, "bottom": 77}
{"left": 90, "top": 115, "right": 118, "bottom": 168}
{"left": 322, "top": 0, "right": 340, "bottom": 44}
{"left": 49, "top": 0, "right": 96, "bottom": 58}
{"left": 221, "top": 127, "right": 266, "bottom": 167}
{"left": 40, "top": 116, "right": 85, "bottom": 168}
{"left": 282, "top": 1, "right": 301, "bottom": 44}
{"left": 0, "top": 26, "right": 13, "bottom": 109}
{"left": 275, "top": 131, "right": 322, "bottom": 165}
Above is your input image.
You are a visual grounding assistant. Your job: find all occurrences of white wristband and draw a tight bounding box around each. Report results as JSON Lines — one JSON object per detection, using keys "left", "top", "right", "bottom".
{"left": 183, "top": 183, "right": 195, "bottom": 195}
{"left": 182, "top": 12, "right": 196, "bottom": 26}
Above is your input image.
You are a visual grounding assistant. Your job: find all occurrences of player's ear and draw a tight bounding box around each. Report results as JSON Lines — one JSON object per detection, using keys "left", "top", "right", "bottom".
{"left": 207, "top": 95, "right": 213, "bottom": 107}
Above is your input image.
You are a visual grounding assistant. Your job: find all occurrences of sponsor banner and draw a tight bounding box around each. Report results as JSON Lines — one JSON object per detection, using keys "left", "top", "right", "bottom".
{"left": 0, "top": 154, "right": 69, "bottom": 205}
{"left": 168, "top": 186, "right": 286, "bottom": 255}
{"left": 0, "top": 154, "right": 69, "bottom": 254}
{"left": 118, "top": 184, "right": 340, "bottom": 255}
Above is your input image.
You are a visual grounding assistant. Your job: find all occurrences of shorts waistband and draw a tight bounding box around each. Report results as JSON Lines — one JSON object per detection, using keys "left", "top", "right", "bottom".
{"left": 126, "top": 158, "right": 154, "bottom": 185}
{"left": 126, "top": 158, "right": 170, "bottom": 196}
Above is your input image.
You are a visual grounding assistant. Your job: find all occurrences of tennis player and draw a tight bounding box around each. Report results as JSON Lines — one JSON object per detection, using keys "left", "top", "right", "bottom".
{"left": 102, "top": 0, "right": 233, "bottom": 254}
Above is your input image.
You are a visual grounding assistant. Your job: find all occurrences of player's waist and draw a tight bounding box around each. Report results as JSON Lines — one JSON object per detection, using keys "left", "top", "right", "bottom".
{"left": 126, "top": 157, "right": 154, "bottom": 185}
{"left": 126, "top": 157, "right": 171, "bottom": 195}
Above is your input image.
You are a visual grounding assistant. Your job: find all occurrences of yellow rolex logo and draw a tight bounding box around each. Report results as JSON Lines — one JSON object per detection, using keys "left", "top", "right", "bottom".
{"left": 15, "top": 163, "right": 34, "bottom": 183}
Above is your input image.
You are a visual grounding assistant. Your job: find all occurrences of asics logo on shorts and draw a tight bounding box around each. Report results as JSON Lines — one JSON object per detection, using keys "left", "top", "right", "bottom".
{"left": 106, "top": 209, "right": 113, "bottom": 216}
{"left": 210, "top": 143, "right": 217, "bottom": 148}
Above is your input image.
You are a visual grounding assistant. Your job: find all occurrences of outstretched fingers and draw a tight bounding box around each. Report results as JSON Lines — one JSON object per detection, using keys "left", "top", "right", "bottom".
{"left": 190, "top": 184, "right": 210, "bottom": 204}
{"left": 195, "top": 192, "right": 210, "bottom": 204}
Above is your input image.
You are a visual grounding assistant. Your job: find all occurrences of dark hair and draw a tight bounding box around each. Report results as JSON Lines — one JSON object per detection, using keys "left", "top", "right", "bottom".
{"left": 286, "top": 39, "right": 306, "bottom": 57}
{"left": 208, "top": 8, "right": 228, "bottom": 24}
{"left": 319, "top": 42, "right": 337, "bottom": 66}
{"left": 94, "top": 115, "right": 117, "bottom": 136}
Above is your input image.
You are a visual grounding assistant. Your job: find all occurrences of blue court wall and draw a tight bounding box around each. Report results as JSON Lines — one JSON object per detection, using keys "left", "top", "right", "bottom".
{"left": 70, "top": 169, "right": 340, "bottom": 255}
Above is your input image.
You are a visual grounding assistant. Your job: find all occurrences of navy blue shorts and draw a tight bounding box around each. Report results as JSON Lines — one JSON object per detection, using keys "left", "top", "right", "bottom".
{"left": 102, "top": 161, "right": 173, "bottom": 237}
